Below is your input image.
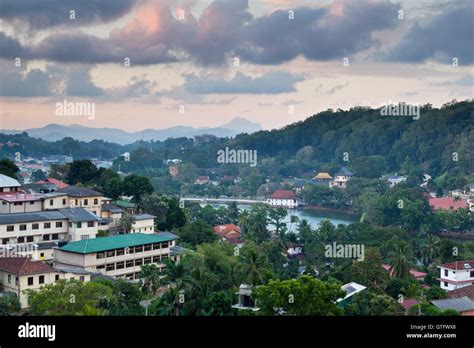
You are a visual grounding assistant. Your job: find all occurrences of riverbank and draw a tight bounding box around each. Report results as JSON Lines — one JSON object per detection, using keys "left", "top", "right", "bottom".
{"left": 300, "top": 205, "right": 357, "bottom": 215}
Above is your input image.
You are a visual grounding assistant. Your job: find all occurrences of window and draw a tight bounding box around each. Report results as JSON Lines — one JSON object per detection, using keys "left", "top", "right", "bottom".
{"left": 27, "top": 236, "right": 33, "bottom": 242}
{"left": 68, "top": 222, "right": 72, "bottom": 228}
{"left": 116, "top": 249, "right": 124, "bottom": 256}
{"left": 62, "top": 199, "right": 66, "bottom": 205}
{"left": 8, "top": 274, "right": 11, "bottom": 283}
{"left": 106, "top": 263, "right": 115, "bottom": 271}
{"left": 161, "top": 242, "right": 169, "bottom": 248}
{"left": 96, "top": 265, "right": 105, "bottom": 270}
{"left": 126, "top": 260, "right": 134, "bottom": 268}
{"left": 444, "top": 269, "right": 449, "bottom": 277}
{"left": 49, "top": 199, "right": 53, "bottom": 206}
{"left": 153, "top": 256, "right": 160, "bottom": 263}
{"left": 1, "top": 201, "right": 5, "bottom": 205}
{"left": 161, "top": 255, "right": 169, "bottom": 261}
{"left": 84, "top": 199, "right": 89, "bottom": 205}
{"left": 29, "top": 201, "right": 34, "bottom": 205}
{"left": 134, "top": 246, "right": 143, "bottom": 253}
{"left": 96, "top": 252, "right": 105, "bottom": 259}
{"left": 106, "top": 250, "right": 115, "bottom": 258}
{"left": 94, "top": 198, "right": 98, "bottom": 205}
{"left": 14, "top": 202, "right": 22, "bottom": 206}
{"left": 75, "top": 199, "right": 78, "bottom": 205}
{"left": 144, "top": 244, "right": 152, "bottom": 252}
{"left": 32, "top": 223, "right": 39, "bottom": 230}
{"left": 55, "top": 275, "right": 60, "bottom": 281}
{"left": 134, "top": 259, "right": 143, "bottom": 266}
{"left": 56, "top": 221, "right": 63, "bottom": 228}
{"left": 2, "top": 238, "right": 8, "bottom": 245}
{"left": 15, "top": 277, "right": 19, "bottom": 285}
{"left": 17, "top": 237, "right": 24, "bottom": 243}
{"left": 444, "top": 282, "right": 448, "bottom": 287}
{"left": 79, "top": 276, "right": 85, "bottom": 281}
{"left": 76, "top": 222, "right": 82, "bottom": 228}
{"left": 87, "top": 221, "right": 94, "bottom": 228}
{"left": 6, "top": 225, "right": 14, "bottom": 232}
{"left": 39, "top": 275, "right": 45, "bottom": 284}
{"left": 470, "top": 271, "right": 474, "bottom": 278}
{"left": 81, "top": 235, "right": 89, "bottom": 240}
{"left": 51, "top": 234, "right": 59, "bottom": 240}
{"left": 43, "top": 234, "right": 50, "bottom": 241}
{"left": 20, "top": 224, "right": 26, "bottom": 231}
{"left": 116, "top": 262, "right": 125, "bottom": 269}
{"left": 44, "top": 222, "right": 51, "bottom": 229}
{"left": 40, "top": 253, "right": 44, "bottom": 258}
{"left": 144, "top": 257, "right": 151, "bottom": 264}
{"left": 152, "top": 243, "right": 160, "bottom": 250}
{"left": 28, "top": 277, "right": 34, "bottom": 286}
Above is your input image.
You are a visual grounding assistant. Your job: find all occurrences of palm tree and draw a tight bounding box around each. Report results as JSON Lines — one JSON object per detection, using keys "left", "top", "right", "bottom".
{"left": 237, "top": 246, "right": 269, "bottom": 286}
{"left": 238, "top": 210, "right": 250, "bottom": 236}
{"left": 120, "top": 214, "right": 136, "bottom": 234}
{"left": 421, "top": 234, "right": 440, "bottom": 266}
{"left": 162, "top": 259, "right": 191, "bottom": 289}
{"left": 155, "top": 287, "right": 183, "bottom": 316}
{"left": 388, "top": 240, "right": 412, "bottom": 278}
{"left": 138, "top": 264, "right": 160, "bottom": 295}
{"left": 76, "top": 304, "right": 108, "bottom": 316}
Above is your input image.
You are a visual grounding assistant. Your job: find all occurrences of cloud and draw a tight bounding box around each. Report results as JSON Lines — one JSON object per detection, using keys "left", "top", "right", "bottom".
{"left": 0, "top": 32, "right": 25, "bottom": 58}
{"left": 0, "top": 0, "right": 401, "bottom": 66}
{"left": 438, "top": 75, "right": 474, "bottom": 86}
{"left": 384, "top": 4, "right": 473, "bottom": 64}
{"left": 0, "top": 64, "right": 53, "bottom": 97}
{"left": 184, "top": 71, "right": 304, "bottom": 94}
{"left": 0, "top": 0, "right": 136, "bottom": 29}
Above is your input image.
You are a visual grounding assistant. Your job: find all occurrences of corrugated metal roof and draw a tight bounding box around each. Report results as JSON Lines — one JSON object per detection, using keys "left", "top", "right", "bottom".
{"left": 0, "top": 174, "right": 21, "bottom": 188}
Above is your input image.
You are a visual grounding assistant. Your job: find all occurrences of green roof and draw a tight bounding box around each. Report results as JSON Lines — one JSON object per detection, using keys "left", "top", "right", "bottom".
{"left": 113, "top": 200, "right": 137, "bottom": 208}
{"left": 59, "top": 233, "right": 176, "bottom": 254}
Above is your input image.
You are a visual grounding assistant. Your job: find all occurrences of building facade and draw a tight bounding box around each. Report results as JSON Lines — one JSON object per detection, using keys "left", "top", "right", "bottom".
{"left": 438, "top": 261, "right": 474, "bottom": 291}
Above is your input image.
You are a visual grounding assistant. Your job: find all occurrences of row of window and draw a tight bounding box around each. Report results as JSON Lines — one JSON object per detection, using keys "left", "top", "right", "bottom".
{"left": 96, "top": 255, "right": 169, "bottom": 271}
{"left": 7, "top": 273, "right": 86, "bottom": 286}
{"left": 2, "top": 233, "right": 61, "bottom": 244}
{"left": 74, "top": 198, "right": 99, "bottom": 206}
{"left": 6, "top": 221, "right": 95, "bottom": 232}
{"left": 444, "top": 269, "right": 474, "bottom": 278}
{"left": 96, "top": 242, "right": 169, "bottom": 259}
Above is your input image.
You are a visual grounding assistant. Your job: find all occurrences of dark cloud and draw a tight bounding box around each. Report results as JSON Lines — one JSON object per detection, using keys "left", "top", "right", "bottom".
{"left": 64, "top": 66, "right": 105, "bottom": 97}
{"left": 385, "top": 4, "right": 473, "bottom": 64}
{"left": 0, "top": 32, "right": 25, "bottom": 58}
{"left": 0, "top": 0, "right": 402, "bottom": 66}
{"left": 0, "top": 0, "right": 135, "bottom": 29}
{"left": 0, "top": 65, "right": 53, "bottom": 97}
{"left": 184, "top": 71, "right": 304, "bottom": 94}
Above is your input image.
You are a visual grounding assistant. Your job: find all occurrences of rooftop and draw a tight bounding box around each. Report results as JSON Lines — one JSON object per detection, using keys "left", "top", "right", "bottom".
{"left": 313, "top": 172, "right": 333, "bottom": 180}
{"left": 447, "top": 284, "right": 474, "bottom": 301}
{"left": 132, "top": 213, "right": 156, "bottom": 221}
{"left": 36, "top": 178, "right": 69, "bottom": 189}
{"left": 0, "top": 208, "right": 100, "bottom": 224}
{"left": 429, "top": 197, "right": 468, "bottom": 210}
{"left": 431, "top": 296, "right": 474, "bottom": 312}
{"left": 59, "top": 232, "right": 177, "bottom": 254}
{"left": 0, "top": 192, "right": 42, "bottom": 203}
{"left": 0, "top": 257, "right": 56, "bottom": 276}
{"left": 0, "top": 174, "right": 21, "bottom": 188}
{"left": 58, "top": 208, "right": 101, "bottom": 222}
{"left": 57, "top": 186, "right": 103, "bottom": 197}
{"left": 439, "top": 260, "right": 474, "bottom": 271}
{"left": 269, "top": 189, "right": 297, "bottom": 200}
{"left": 102, "top": 203, "right": 123, "bottom": 213}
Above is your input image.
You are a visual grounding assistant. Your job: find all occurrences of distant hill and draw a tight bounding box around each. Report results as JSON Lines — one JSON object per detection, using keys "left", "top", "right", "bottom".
{"left": 3, "top": 117, "right": 263, "bottom": 145}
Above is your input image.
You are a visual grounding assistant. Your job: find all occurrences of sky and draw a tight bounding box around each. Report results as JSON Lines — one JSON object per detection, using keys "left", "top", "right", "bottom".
{"left": 0, "top": 0, "right": 472, "bottom": 132}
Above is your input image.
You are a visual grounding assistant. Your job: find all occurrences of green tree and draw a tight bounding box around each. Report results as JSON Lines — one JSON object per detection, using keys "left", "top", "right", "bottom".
{"left": 31, "top": 169, "right": 47, "bottom": 182}
{"left": 0, "top": 293, "right": 20, "bottom": 315}
{"left": 387, "top": 240, "right": 412, "bottom": 278}
{"left": 66, "top": 160, "right": 98, "bottom": 185}
{"left": 0, "top": 158, "right": 19, "bottom": 179}
{"left": 176, "top": 221, "right": 217, "bottom": 247}
{"left": 121, "top": 214, "right": 136, "bottom": 233}
{"left": 348, "top": 248, "right": 390, "bottom": 293}
{"left": 253, "top": 275, "right": 345, "bottom": 316}
{"left": 138, "top": 264, "right": 161, "bottom": 296}
{"left": 346, "top": 292, "right": 404, "bottom": 316}
{"left": 236, "top": 243, "right": 272, "bottom": 286}
{"left": 122, "top": 174, "right": 154, "bottom": 204}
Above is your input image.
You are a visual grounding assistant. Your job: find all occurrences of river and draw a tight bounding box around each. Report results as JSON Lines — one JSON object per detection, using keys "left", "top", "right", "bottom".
{"left": 203, "top": 203, "right": 358, "bottom": 232}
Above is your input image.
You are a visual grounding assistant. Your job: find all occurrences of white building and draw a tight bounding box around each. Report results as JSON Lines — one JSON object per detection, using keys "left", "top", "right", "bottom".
{"left": 54, "top": 232, "right": 178, "bottom": 281}
{"left": 386, "top": 175, "right": 407, "bottom": 188}
{"left": 438, "top": 260, "right": 474, "bottom": 291}
{"left": 330, "top": 167, "right": 353, "bottom": 188}
{"left": 0, "top": 174, "right": 21, "bottom": 193}
{"left": 267, "top": 190, "right": 299, "bottom": 208}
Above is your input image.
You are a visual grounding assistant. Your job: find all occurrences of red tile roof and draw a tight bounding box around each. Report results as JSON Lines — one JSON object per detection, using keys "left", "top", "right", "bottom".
{"left": 439, "top": 260, "right": 474, "bottom": 271}
{"left": 269, "top": 190, "right": 296, "bottom": 200}
{"left": 0, "top": 192, "right": 42, "bottom": 202}
{"left": 382, "top": 264, "right": 427, "bottom": 279}
{"left": 447, "top": 285, "right": 474, "bottom": 301}
{"left": 429, "top": 197, "right": 468, "bottom": 210}
{"left": 0, "top": 257, "right": 56, "bottom": 276}
{"left": 36, "top": 178, "right": 69, "bottom": 189}
{"left": 213, "top": 224, "right": 243, "bottom": 245}
{"left": 401, "top": 298, "right": 419, "bottom": 311}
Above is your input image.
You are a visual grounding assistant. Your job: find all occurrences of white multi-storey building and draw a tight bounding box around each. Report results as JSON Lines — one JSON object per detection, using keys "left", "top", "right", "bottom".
{"left": 438, "top": 260, "right": 474, "bottom": 291}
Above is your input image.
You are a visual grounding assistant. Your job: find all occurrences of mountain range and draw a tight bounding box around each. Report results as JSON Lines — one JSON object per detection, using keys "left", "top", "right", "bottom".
{"left": 3, "top": 117, "right": 262, "bottom": 145}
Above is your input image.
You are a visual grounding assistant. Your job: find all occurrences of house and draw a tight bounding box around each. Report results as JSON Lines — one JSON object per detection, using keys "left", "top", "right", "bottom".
{"left": 0, "top": 174, "right": 21, "bottom": 193}
{"left": 447, "top": 284, "right": 474, "bottom": 301}
{"left": 386, "top": 175, "right": 407, "bottom": 188}
{"left": 463, "top": 183, "right": 474, "bottom": 196}
{"left": 337, "top": 282, "right": 367, "bottom": 307}
{"left": 57, "top": 186, "right": 103, "bottom": 216}
{"left": 438, "top": 260, "right": 474, "bottom": 291}
{"left": 468, "top": 199, "right": 474, "bottom": 213}
{"left": 0, "top": 207, "right": 101, "bottom": 249}
{"left": 400, "top": 298, "right": 419, "bottom": 314}
{"left": 431, "top": 297, "right": 474, "bottom": 316}
{"left": 113, "top": 200, "right": 138, "bottom": 215}
{"left": 130, "top": 214, "right": 156, "bottom": 233}
{"left": 286, "top": 242, "right": 303, "bottom": 258}
{"left": 0, "top": 256, "right": 90, "bottom": 309}
{"left": 169, "top": 163, "right": 179, "bottom": 177}
{"left": 0, "top": 192, "right": 43, "bottom": 214}
{"left": 313, "top": 172, "right": 333, "bottom": 187}
{"left": 195, "top": 176, "right": 210, "bottom": 185}
{"left": 267, "top": 190, "right": 299, "bottom": 208}
{"left": 213, "top": 224, "right": 243, "bottom": 246}
{"left": 232, "top": 284, "right": 259, "bottom": 311}
{"left": 330, "top": 167, "right": 353, "bottom": 188}
{"left": 382, "top": 264, "right": 427, "bottom": 281}
{"left": 54, "top": 232, "right": 178, "bottom": 281}
{"left": 428, "top": 197, "right": 469, "bottom": 211}
{"left": 40, "top": 192, "right": 70, "bottom": 211}
{"left": 35, "top": 178, "right": 69, "bottom": 189}
{"left": 100, "top": 203, "right": 123, "bottom": 231}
